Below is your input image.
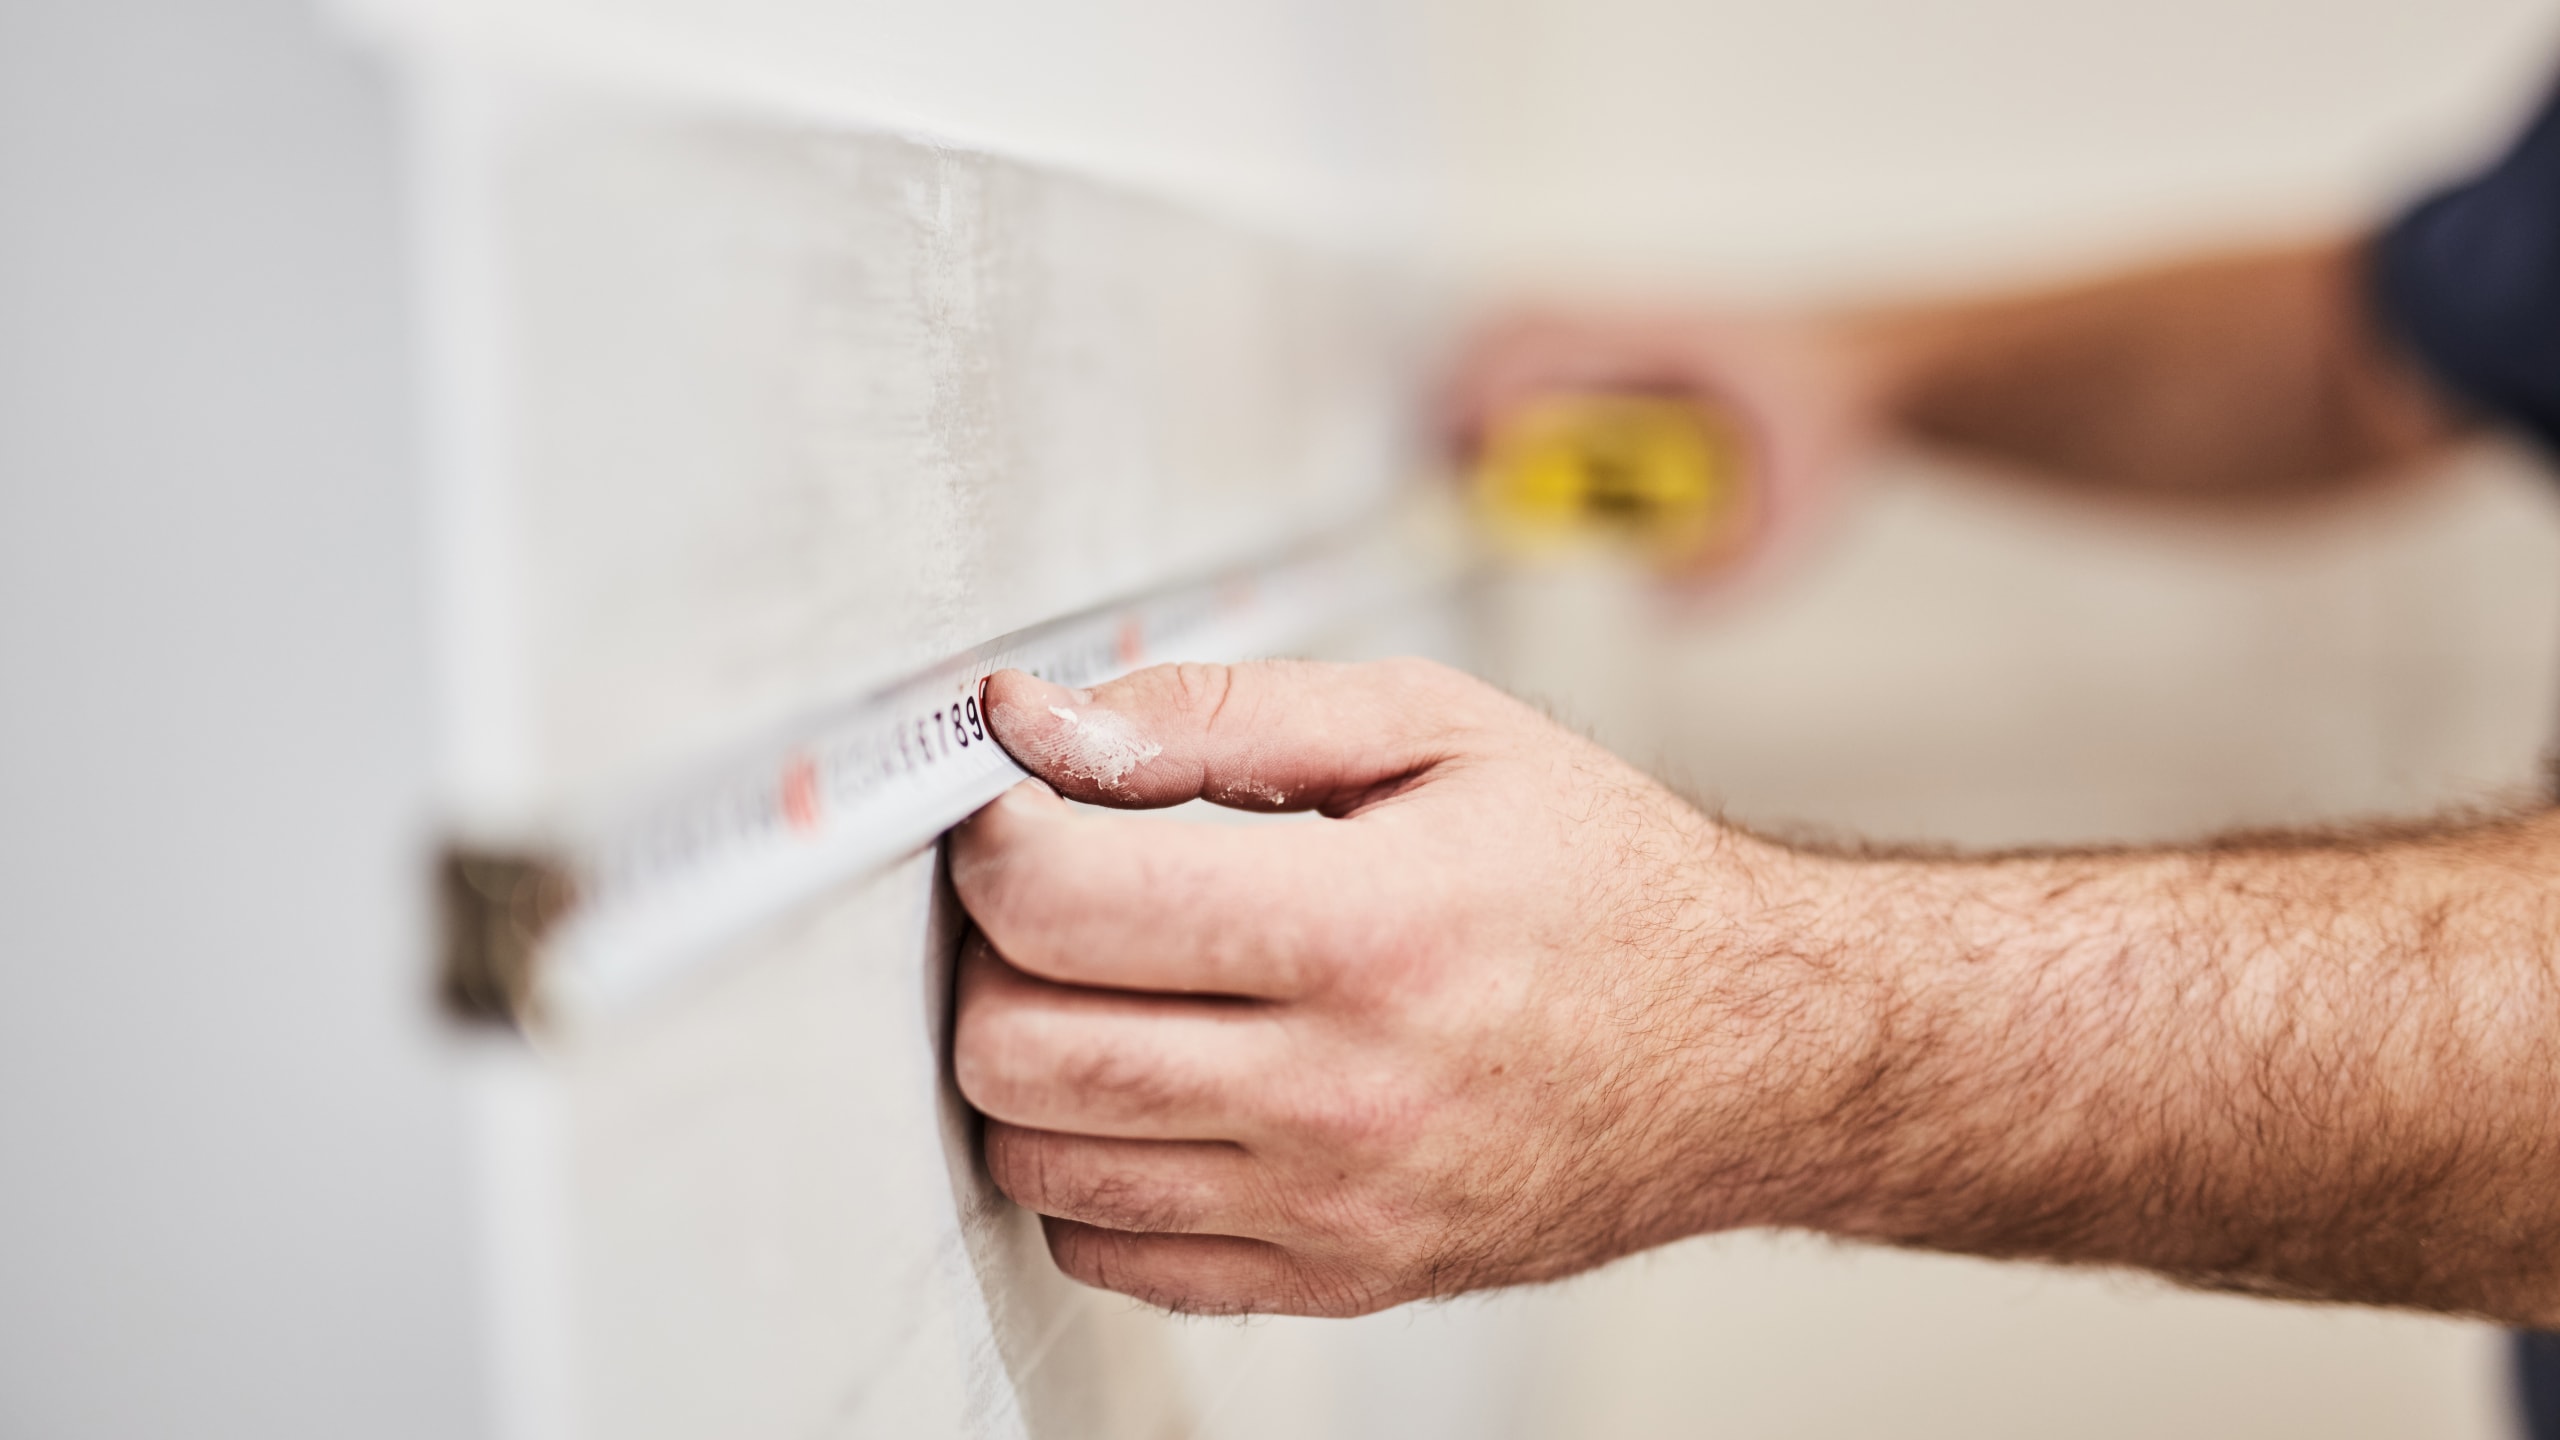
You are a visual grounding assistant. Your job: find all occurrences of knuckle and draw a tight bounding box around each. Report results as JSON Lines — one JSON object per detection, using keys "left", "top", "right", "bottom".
{"left": 1281, "top": 1070, "right": 1427, "bottom": 1160}
{"left": 951, "top": 808, "right": 1101, "bottom": 952}
{"left": 947, "top": 799, "right": 1035, "bottom": 904}
{"left": 990, "top": 1131, "right": 1198, "bottom": 1231}
{"left": 1253, "top": 1166, "right": 1363, "bottom": 1246}
{"left": 1046, "top": 1222, "right": 1163, "bottom": 1304}
{"left": 951, "top": 932, "right": 1004, "bottom": 994}
{"left": 949, "top": 843, "right": 1030, "bottom": 936}
{"left": 1362, "top": 902, "right": 1438, "bottom": 982}
{"left": 981, "top": 1124, "right": 1057, "bottom": 1209}
{"left": 959, "top": 867, "right": 1085, "bottom": 969}
{"left": 1057, "top": 1038, "right": 1193, "bottom": 1119}
{"left": 949, "top": 1045, "right": 1011, "bottom": 1119}
{"left": 1044, "top": 1219, "right": 1108, "bottom": 1285}
{"left": 951, "top": 1004, "right": 1041, "bottom": 1119}
{"left": 1045, "top": 1224, "right": 1255, "bottom": 1316}
{"left": 958, "top": 997, "right": 1208, "bottom": 1129}
{"left": 1283, "top": 1261, "right": 1390, "bottom": 1319}
{"left": 1336, "top": 1094, "right": 1429, "bottom": 1160}
{"left": 1372, "top": 654, "right": 1497, "bottom": 718}
{"left": 1088, "top": 1173, "right": 1191, "bottom": 1232}
{"left": 1308, "top": 901, "right": 1441, "bottom": 1005}
{"left": 1167, "top": 661, "right": 1238, "bottom": 729}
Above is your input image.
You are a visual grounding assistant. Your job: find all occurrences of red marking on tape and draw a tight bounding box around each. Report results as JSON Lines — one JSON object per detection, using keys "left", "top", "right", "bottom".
{"left": 780, "top": 754, "right": 821, "bottom": 834}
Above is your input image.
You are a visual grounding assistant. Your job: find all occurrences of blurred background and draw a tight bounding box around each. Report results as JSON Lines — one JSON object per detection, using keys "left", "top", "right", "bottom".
{"left": 10, "top": 0, "right": 2560, "bottom": 1436}
{"left": 1417, "top": 0, "right": 2560, "bottom": 1436}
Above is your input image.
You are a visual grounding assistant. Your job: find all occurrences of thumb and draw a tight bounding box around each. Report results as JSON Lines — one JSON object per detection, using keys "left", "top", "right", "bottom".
{"left": 980, "top": 657, "right": 1481, "bottom": 812}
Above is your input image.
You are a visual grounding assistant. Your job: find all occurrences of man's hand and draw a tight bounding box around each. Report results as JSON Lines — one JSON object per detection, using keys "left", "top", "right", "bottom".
{"left": 1449, "top": 240, "right": 2469, "bottom": 530}
{"left": 947, "top": 658, "right": 1850, "bottom": 1316}
{"left": 1445, "top": 309, "right": 1892, "bottom": 584}
{"left": 954, "top": 658, "right": 2560, "bottom": 1326}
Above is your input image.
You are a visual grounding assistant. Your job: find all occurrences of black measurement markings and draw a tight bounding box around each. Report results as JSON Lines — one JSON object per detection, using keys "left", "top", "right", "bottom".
{"left": 569, "top": 574, "right": 1281, "bottom": 921}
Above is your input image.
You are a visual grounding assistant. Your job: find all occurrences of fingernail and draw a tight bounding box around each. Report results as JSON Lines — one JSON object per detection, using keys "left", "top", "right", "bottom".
{"left": 988, "top": 673, "right": 1160, "bottom": 791}
{"left": 980, "top": 671, "right": 1071, "bottom": 743}
{"left": 986, "top": 668, "right": 1071, "bottom": 706}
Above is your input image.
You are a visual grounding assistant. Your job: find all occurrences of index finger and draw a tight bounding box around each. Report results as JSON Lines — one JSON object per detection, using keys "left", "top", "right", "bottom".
{"left": 1442, "top": 310, "right": 1703, "bottom": 460}
{"left": 950, "top": 778, "right": 1400, "bottom": 999}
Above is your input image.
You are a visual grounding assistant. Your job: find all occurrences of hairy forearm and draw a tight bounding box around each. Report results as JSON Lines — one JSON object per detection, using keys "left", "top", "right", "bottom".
{"left": 1742, "top": 811, "right": 2560, "bottom": 1322}
{"left": 1851, "top": 238, "right": 2470, "bottom": 495}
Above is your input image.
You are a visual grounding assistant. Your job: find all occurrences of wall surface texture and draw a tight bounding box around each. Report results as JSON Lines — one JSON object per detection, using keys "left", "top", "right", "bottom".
{"left": 378, "top": 6, "right": 1452, "bottom": 1434}
{"left": 4, "top": 1, "right": 1451, "bottom": 1435}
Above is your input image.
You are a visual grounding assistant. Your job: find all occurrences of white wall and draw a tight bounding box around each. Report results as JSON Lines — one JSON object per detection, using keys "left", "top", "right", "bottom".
{"left": 375, "top": 9, "right": 1445, "bottom": 1439}
{"left": 2, "top": 3, "right": 1441, "bottom": 1435}
{"left": 341, "top": 0, "right": 1431, "bottom": 246}
{"left": 1433, "top": 0, "right": 2560, "bottom": 293}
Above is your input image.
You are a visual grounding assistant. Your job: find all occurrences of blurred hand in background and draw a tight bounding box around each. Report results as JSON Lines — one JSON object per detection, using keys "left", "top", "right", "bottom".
{"left": 1446, "top": 237, "right": 2475, "bottom": 587}
{"left": 1445, "top": 307, "right": 1896, "bottom": 585}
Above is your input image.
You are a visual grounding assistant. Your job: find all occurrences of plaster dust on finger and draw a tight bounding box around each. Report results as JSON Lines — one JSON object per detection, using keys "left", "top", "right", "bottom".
{"left": 997, "top": 696, "right": 1164, "bottom": 790}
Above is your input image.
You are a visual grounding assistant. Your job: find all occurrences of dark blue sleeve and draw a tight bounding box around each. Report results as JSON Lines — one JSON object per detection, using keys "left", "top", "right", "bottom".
{"left": 2372, "top": 83, "right": 2560, "bottom": 456}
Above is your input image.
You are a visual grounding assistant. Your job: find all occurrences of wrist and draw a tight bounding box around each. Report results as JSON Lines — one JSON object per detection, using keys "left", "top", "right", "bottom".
{"left": 1696, "top": 843, "right": 2126, "bottom": 1244}
{"left": 1827, "top": 303, "right": 1971, "bottom": 434}
{"left": 1657, "top": 833, "right": 1927, "bottom": 1237}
